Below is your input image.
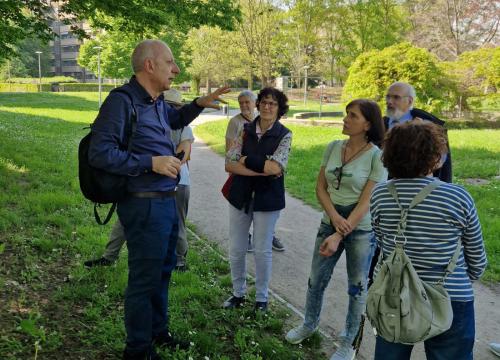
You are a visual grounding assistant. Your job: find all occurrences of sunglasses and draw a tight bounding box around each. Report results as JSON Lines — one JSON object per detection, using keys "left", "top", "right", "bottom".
{"left": 332, "top": 166, "right": 343, "bottom": 190}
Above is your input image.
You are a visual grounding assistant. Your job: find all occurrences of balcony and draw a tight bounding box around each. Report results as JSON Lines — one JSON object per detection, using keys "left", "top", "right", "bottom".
{"left": 61, "top": 52, "right": 79, "bottom": 60}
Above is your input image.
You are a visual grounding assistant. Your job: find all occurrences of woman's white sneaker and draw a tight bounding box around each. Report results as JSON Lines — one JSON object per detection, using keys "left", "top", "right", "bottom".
{"left": 285, "top": 325, "right": 318, "bottom": 344}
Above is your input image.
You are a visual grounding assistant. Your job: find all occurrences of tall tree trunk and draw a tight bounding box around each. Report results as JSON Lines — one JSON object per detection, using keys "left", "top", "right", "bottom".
{"left": 247, "top": 69, "right": 253, "bottom": 90}
{"left": 205, "top": 76, "right": 211, "bottom": 94}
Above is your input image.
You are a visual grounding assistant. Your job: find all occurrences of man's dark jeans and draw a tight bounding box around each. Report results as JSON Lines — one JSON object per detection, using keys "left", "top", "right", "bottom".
{"left": 118, "top": 196, "right": 178, "bottom": 355}
{"left": 374, "top": 300, "right": 475, "bottom": 360}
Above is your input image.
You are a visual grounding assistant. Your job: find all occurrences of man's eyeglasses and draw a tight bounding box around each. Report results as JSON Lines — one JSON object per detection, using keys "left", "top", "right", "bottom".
{"left": 259, "top": 100, "right": 278, "bottom": 108}
{"left": 332, "top": 166, "right": 343, "bottom": 190}
{"left": 385, "top": 94, "right": 410, "bottom": 101}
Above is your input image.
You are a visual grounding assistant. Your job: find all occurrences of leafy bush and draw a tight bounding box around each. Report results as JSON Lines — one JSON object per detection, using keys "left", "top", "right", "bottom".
{"left": 342, "top": 42, "right": 457, "bottom": 114}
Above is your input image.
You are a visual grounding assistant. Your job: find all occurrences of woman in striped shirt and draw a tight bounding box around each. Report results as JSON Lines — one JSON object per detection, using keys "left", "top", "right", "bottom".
{"left": 370, "top": 120, "right": 487, "bottom": 360}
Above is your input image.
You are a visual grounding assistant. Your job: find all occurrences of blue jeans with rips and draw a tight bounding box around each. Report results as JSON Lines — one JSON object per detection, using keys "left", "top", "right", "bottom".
{"left": 303, "top": 203, "right": 375, "bottom": 344}
{"left": 117, "top": 196, "right": 178, "bottom": 356}
{"left": 374, "top": 300, "right": 475, "bottom": 360}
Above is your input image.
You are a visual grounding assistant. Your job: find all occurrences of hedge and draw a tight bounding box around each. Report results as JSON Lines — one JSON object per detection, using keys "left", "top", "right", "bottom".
{"left": 6, "top": 76, "right": 77, "bottom": 84}
{"left": 0, "top": 83, "right": 51, "bottom": 92}
{"left": 58, "top": 83, "right": 117, "bottom": 92}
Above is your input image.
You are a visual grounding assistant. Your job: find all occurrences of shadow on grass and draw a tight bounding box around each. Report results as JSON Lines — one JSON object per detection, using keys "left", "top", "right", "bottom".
{"left": 0, "top": 92, "right": 98, "bottom": 111}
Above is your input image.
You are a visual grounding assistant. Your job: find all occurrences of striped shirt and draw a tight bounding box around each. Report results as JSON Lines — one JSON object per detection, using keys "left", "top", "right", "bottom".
{"left": 370, "top": 177, "right": 487, "bottom": 301}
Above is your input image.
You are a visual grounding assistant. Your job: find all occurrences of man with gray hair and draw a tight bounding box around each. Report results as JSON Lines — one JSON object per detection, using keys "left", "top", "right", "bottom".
{"left": 367, "top": 81, "right": 453, "bottom": 289}
{"left": 88, "top": 39, "right": 229, "bottom": 360}
{"left": 384, "top": 81, "right": 452, "bottom": 182}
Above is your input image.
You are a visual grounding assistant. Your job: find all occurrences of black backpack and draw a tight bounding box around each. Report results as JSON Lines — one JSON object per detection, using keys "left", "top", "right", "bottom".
{"left": 78, "top": 88, "right": 137, "bottom": 225}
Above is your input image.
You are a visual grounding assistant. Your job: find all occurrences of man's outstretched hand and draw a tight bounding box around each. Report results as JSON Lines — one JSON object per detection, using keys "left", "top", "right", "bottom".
{"left": 196, "top": 86, "right": 231, "bottom": 110}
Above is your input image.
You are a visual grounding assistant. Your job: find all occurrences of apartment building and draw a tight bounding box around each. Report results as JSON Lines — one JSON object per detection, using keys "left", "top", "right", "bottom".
{"left": 47, "top": 2, "right": 96, "bottom": 81}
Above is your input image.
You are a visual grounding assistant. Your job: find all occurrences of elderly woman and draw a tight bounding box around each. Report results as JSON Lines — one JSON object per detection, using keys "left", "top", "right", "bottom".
{"left": 225, "top": 90, "right": 285, "bottom": 252}
{"left": 225, "top": 90, "right": 257, "bottom": 152}
{"left": 286, "top": 99, "right": 386, "bottom": 360}
{"left": 223, "top": 87, "right": 292, "bottom": 312}
{"left": 370, "top": 121, "right": 487, "bottom": 360}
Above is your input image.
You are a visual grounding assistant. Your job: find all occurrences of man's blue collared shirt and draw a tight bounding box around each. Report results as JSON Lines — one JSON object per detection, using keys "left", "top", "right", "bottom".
{"left": 388, "top": 110, "right": 413, "bottom": 129}
{"left": 88, "top": 76, "right": 203, "bottom": 192}
{"left": 388, "top": 109, "right": 448, "bottom": 164}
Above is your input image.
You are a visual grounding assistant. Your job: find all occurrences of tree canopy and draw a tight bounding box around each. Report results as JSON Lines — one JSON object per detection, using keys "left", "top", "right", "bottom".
{"left": 1, "top": 0, "right": 240, "bottom": 59}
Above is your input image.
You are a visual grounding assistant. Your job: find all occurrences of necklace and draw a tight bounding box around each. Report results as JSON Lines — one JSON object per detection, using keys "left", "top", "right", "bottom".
{"left": 332, "top": 141, "right": 370, "bottom": 190}
{"left": 342, "top": 140, "right": 370, "bottom": 166}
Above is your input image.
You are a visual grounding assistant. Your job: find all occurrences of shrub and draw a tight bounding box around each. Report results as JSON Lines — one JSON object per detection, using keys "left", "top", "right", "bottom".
{"left": 342, "top": 42, "right": 457, "bottom": 115}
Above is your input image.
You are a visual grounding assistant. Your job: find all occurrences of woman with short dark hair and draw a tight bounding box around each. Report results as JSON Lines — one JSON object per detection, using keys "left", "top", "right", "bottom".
{"left": 370, "top": 120, "right": 487, "bottom": 360}
{"left": 286, "top": 99, "right": 387, "bottom": 360}
{"left": 223, "top": 87, "right": 292, "bottom": 312}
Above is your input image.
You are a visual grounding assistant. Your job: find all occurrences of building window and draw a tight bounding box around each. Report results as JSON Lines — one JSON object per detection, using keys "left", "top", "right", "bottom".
{"left": 61, "top": 45, "right": 80, "bottom": 52}
{"left": 62, "top": 60, "right": 78, "bottom": 66}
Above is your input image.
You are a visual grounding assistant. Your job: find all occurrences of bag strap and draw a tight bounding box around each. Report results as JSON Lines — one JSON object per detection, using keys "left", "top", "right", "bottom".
{"left": 94, "top": 203, "right": 117, "bottom": 225}
{"left": 113, "top": 88, "right": 138, "bottom": 151}
{"left": 387, "top": 179, "right": 442, "bottom": 236}
{"left": 93, "top": 88, "right": 137, "bottom": 226}
{"left": 386, "top": 178, "right": 462, "bottom": 283}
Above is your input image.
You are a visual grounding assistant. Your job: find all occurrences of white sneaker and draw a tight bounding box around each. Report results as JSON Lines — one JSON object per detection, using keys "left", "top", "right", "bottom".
{"left": 490, "top": 343, "right": 500, "bottom": 357}
{"left": 285, "top": 324, "right": 318, "bottom": 344}
{"left": 330, "top": 341, "right": 356, "bottom": 360}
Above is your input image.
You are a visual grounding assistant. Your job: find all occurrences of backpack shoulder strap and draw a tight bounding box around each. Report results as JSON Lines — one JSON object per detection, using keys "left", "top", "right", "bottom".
{"left": 111, "top": 87, "right": 137, "bottom": 151}
{"left": 387, "top": 179, "right": 442, "bottom": 236}
{"left": 92, "top": 87, "right": 137, "bottom": 225}
{"left": 387, "top": 179, "right": 461, "bottom": 282}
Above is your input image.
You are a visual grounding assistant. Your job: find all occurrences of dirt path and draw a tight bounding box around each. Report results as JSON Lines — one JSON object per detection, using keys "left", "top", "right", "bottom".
{"left": 187, "top": 110, "right": 500, "bottom": 360}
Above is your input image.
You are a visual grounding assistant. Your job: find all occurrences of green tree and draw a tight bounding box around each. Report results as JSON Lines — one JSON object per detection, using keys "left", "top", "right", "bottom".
{"left": 0, "top": 1, "right": 52, "bottom": 59}
{"left": 78, "top": 30, "right": 189, "bottom": 82}
{"left": 0, "top": 36, "right": 51, "bottom": 80}
{"left": 237, "top": 0, "right": 284, "bottom": 88}
{"left": 452, "top": 47, "right": 500, "bottom": 94}
{"left": 342, "top": 42, "right": 457, "bottom": 114}
{"left": 1, "top": 0, "right": 240, "bottom": 60}
{"left": 276, "top": 0, "right": 325, "bottom": 86}
{"left": 185, "top": 26, "right": 249, "bottom": 94}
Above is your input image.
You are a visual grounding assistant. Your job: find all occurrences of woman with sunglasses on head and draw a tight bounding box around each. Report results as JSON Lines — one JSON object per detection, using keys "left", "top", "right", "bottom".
{"left": 285, "top": 99, "right": 386, "bottom": 360}
{"left": 223, "top": 87, "right": 292, "bottom": 312}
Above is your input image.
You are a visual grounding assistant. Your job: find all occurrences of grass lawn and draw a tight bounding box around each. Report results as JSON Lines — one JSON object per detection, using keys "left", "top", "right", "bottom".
{"left": 0, "top": 92, "right": 325, "bottom": 359}
{"left": 195, "top": 119, "right": 500, "bottom": 282}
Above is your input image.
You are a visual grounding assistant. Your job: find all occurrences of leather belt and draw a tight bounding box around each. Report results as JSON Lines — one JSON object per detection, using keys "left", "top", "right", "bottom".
{"left": 130, "top": 190, "right": 176, "bottom": 199}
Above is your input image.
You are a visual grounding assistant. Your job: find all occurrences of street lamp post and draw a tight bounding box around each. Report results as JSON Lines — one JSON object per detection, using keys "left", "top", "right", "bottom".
{"left": 35, "top": 51, "right": 42, "bottom": 92}
{"left": 303, "top": 65, "right": 310, "bottom": 106}
{"left": 93, "top": 46, "right": 102, "bottom": 107}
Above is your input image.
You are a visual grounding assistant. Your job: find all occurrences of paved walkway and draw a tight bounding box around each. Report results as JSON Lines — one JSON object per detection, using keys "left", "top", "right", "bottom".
{"left": 187, "top": 109, "right": 500, "bottom": 360}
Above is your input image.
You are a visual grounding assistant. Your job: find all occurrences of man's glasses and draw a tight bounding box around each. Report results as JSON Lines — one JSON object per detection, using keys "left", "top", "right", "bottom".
{"left": 385, "top": 94, "right": 409, "bottom": 101}
{"left": 332, "top": 166, "right": 343, "bottom": 190}
{"left": 259, "top": 100, "right": 278, "bottom": 108}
